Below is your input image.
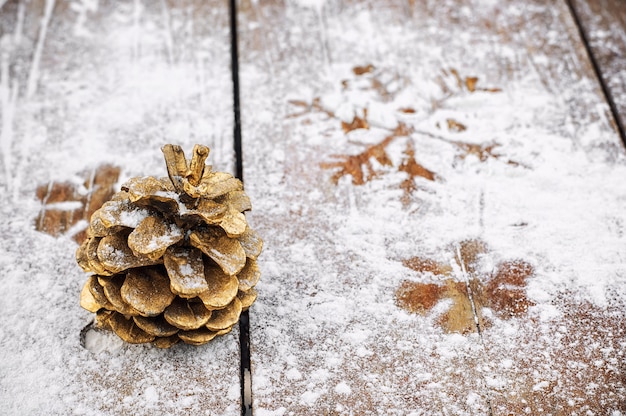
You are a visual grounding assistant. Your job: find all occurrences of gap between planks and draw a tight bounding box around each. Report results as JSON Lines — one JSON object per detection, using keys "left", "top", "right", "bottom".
{"left": 565, "top": 0, "right": 626, "bottom": 146}
{"left": 229, "top": 0, "right": 253, "bottom": 415}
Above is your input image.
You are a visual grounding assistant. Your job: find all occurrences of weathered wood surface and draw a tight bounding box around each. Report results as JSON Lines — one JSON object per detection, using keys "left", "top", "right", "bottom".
{"left": 2, "top": 0, "right": 626, "bottom": 414}
{"left": 571, "top": 0, "right": 626, "bottom": 140}
{"left": 0, "top": 1, "right": 239, "bottom": 415}
{"left": 239, "top": 0, "right": 626, "bottom": 414}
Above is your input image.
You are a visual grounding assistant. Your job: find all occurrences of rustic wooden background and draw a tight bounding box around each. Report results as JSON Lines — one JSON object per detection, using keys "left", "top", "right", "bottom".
{"left": 0, "top": 0, "right": 625, "bottom": 415}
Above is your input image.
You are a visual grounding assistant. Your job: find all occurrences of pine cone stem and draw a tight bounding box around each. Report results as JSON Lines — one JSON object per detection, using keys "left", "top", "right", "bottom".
{"left": 188, "top": 145, "right": 210, "bottom": 186}
{"left": 162, "top": 144, "right": 189, "bottom": 192}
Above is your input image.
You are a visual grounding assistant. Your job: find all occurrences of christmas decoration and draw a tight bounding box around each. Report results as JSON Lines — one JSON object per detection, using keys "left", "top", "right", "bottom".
{"left": 77, "top": 144, "right": 262, "bottom": 347}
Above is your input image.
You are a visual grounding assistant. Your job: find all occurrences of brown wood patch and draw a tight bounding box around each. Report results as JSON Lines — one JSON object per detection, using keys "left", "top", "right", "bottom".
{"left": 35, "top": 164, "right": 120, "bottom": 243}
{"left": 397, "top": 239, "right": 535, "bottom": 333}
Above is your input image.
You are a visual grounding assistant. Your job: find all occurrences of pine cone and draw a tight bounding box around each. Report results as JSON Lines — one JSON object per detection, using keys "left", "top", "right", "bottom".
{"left": 77, "top": 144, "right": 262, "bottom": 348}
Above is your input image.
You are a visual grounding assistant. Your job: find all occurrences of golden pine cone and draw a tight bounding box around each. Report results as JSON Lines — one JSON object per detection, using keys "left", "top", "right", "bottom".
{"left": 77, "top": 144, "right": 262, "bottom": 347}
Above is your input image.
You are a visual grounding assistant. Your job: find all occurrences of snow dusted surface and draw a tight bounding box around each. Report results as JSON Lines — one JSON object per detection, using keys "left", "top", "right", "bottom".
{"left": 1, "top": 0, "right": 626, "bottom": 415}
{"left": 0, "top": 1, "right": 240, "bottom": 415}
{"left": 239, "top": 0, "right": 626, "bottom": 414}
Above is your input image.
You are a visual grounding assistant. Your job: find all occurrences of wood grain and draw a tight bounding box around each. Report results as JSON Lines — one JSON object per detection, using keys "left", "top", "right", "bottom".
{"left": 35, "top": 164, "right": 120, "bottom": 243}
{"left": 238, "top": 0, "right": 626, "bottom": 414}
{"left": 0, "top": 1, "right": 239, "bottom": 414}
{"left": 570, "top": 0, "right": 626, "bottom": 141}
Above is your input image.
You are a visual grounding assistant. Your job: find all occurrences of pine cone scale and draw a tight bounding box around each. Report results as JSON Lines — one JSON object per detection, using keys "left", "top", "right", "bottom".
{"left": 80, "top": 276, "right": 104, "bottom": 313}
{"left": 133, "top": 314, "right": 179, "bottom": 337}
{"left": 109, "top": 312, "right": 155, "bottom": 344}
{"left": 99, "top": 275, "right": 141, "bottom": 316}
{"left": 97, "top": 233, "right": 163, "bottom": 274}
{"left": 189, "top": 229, "right": 247, "bottom": 276}
{"left": 237, "top": 227, "right": 263, "bottom": 260}
{"left": 127, "top": 216, "right": 184, "bottom": 260}
{"left": 199, "top": 265, "right": 239, "bottom": 310}
{"left": 205, "top": 298, "right": 243, "bottom": 331}
{"left": 121, "top": 268, "right": 176, "bottom": 317}
{"left": 164, "top": 246, "right": 208, "bottom": 298}
{"left": 164, "top": 298, "right": 212, "bottom": 331}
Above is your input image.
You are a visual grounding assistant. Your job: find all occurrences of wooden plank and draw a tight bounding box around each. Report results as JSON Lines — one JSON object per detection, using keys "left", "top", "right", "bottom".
{"left": 238, "top": 3, "right": 492, "bottom": 412}
{"left": 0, "top": 1, "right": 240, "bottom": 414}
{"left": 237, "top": 0, "right": 626, "bottom": 414}
{"left": 570, "top": 0, "right": 626, "bottom": 141}
{"left": 475, "top": 1, "right": 626, "bottom": 412}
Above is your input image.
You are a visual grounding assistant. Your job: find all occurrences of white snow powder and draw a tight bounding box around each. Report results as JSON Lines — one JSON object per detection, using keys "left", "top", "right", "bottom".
{"left": 334, "top": 382, "right": 351, "bottom": 395}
